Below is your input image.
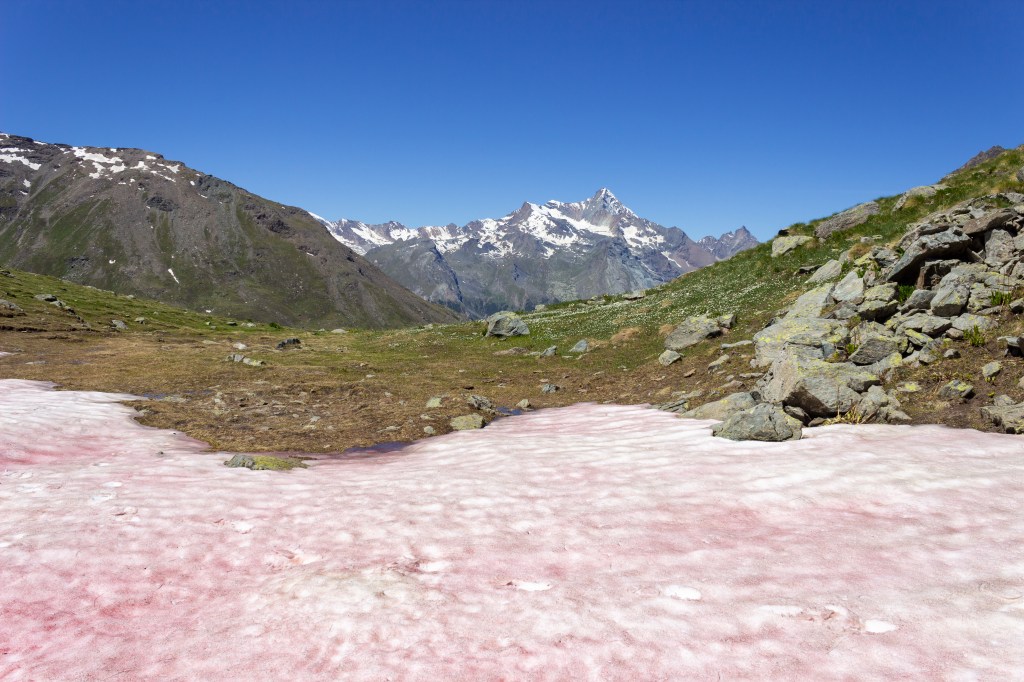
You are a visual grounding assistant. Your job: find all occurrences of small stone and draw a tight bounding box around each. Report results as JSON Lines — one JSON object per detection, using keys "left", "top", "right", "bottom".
{"left": 466, "top": 394, "right": 494, "bottom": 411}
{"left": 331, "top": 328, "right": 348, "bottom": 334}
{"left": 938, "top": 380, "right": 974, "bottom": 401}
{"left": 133, "top": 317, "right": 147, "bottom": 324}
{"left": 540, "top": 345, "right": 557, "bottom": 357}
{"left": 450, "top": 414, "right": 485, "bottom": 430}
{"left": 711, "top": 404, "right": 802, "bottom": 442}
{"left": 423, "top": 426, "right": 436, "bottom": 435}
{"left": 276, "top": 337, "right": 301, "bottom": 349}
{"left": 707, "top": 354, "right": 730, "bottom": 372}
{"left": 111, "top": 319, "right": 128, "bottom": 330}
{"left": 658, "top": 349, "right": 682, "bottom": 366}
{"left": 896, "top": 382, "right": 921, "bottom": 393}
{"left": 570, "top": 339, "right": 589, "bottom": 353}
{"left": 516, "top": 399, "right": 532, "bottom": 410}
{"left": 232, "top": 342, "right": 247, "bottom": 350}
{"left": 943, "top": 349, "right": 960, "bottom": 359}
{"left": 541, "top": 383, "right": 559, "bottom": 394}
{"left": 982, "top": 361, "right": 1003, "bottom": 381}
{"left": 425, "top": 397, "right": 443, "bottom": 408}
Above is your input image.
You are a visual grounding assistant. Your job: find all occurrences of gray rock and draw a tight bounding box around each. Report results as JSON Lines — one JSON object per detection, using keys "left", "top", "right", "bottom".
{"left": 938, "top": 380, "right": 974, "bottom": 401}
{"left": 540, "top": 345, "right": 557, "bottom": 357}
{"left": 832, "top": 271, "right": 865, "bottom": 304}
{"left": 899, "top": 313, "right": 952, "bottom": 337}
{"left": 242, "top": 357, "right": 265, "bottom": 367}
{"left": 0, "top": 298, "right": 22, "bottom": 313}
{"left": 752, "top": 317, "right": 847, "bottom": 366}
{"left": 863, "top": 283, "right": 897, "bottom": 303}
{"left": 622, "top": 290, "right": 646, "bottom": 300}
{"left": 893, "top": 184, "right": 945, "bottom": 211}
{"left": 682, "top": 391, "right": 759, "bottom": 420}
{"left": 815, "top": 201, "right": 880, "bottom": 239}
{"left": 854, "top": 246, "right": 900, "bottom": 270}
{"left": 276, "top": 337, "right": 301, "bottom": 349}
{"left": 34, "top": 294, "right": 57, "bottom": 302}
{"left": 982, "top": 361, "right": 1003, "bottom": 381}
{"left": 900, "top": 289, "right": 935, "bottom": 312}
{"left": 658, "top": 349, "right": 682, "bottom": 366}
{"left": 806, "top": 259, "right": 843, "bottom": 283}
{"left": 944, "top": 348, "right": 960, "bottom": 359}
{"left": 485, "top": 311, "right": 529, "bottom": 338}
{"left": 425, "top": 396, "right": 443, "bottom": 408}
{"left": 984, "top": 229, "right": 1016, "bottom": 267}
{"left": 930, "top": 285, "right": 969, "bottom": 317}
{"left": 707, "top": 354, "right": 730, "bottom": 372}
{"left": 721, "top": 339, "right": 753, "bottom": 350}
{"left": 541, "top": 383, "right": 559, "bottom": 393}
{"left": 111, "top": 319, "right": 127, "bottom": 330}
{"left": 786, "top": 284, "right": 836, "bottom": 319}
{"left": 450, "top": 414, "right": 485, "bottom": 430}
{"left": 980, "top": 402, "right": 1024, "bottom": 433}
{"left": 951, "top": 313, "right": 994, "bottom": 332}
{"left": 133, "top": 317, "right": 147, "bottom": 324}
{"left": 772, "top": 235, "right": 813, "bottom": 257}
{"left": 570, "top": 339, "right": 589, "bottom": 353}
{"left": 423, "top": 425, "right": 436, "bottom": 435}
{"left": 711, "top": 404, "right": 802, "bottom": 442}
{"left": 665, "top": 316, "right": 723, "bottom": 350}
{"left": 717, "top": 313, "right": 737, "bottom": 329}
{"left": 467, "top": 394, "right": 494, "bottom": 411}
{"left": 962, "top": 208, "right": 1018, "bottom": 236}
{"left": 884, "top": 228, "right": 973, "bottom": 283}
{"left": 516, "top": 399, "right": 532, "bottom": 410}
{"left": 903, "top": 328, "right": 932, "bottom": 347}
{"left": 856, "top": 299, "right": 898, "bottom": 322}
{"left": 759, "top": 352, "right": 880, "bottom": 417}
{"left": 331, "top": 328, "right": 348, "bottom": 334}
{"left": 848, "top": 323, "right": 901, "bottom": 365}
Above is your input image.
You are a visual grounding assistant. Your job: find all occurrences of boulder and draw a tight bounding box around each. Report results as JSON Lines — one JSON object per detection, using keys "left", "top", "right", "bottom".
{"left": 711, "top": 404, "right": 802, "bottom": 442}
{"left": 898, "top": 313, "right": 952, "bottom": 337}
{"left": 539, "top": 345, "right": 557, "bottom": 357}
{"left": 485, "top": 312, "right": 529, "bottom": 338}
{"left": 665, "top": 316, "right": 723, "bottom": 350}
{"left": 984, "top": 229, "right": 1017, "bottom": 267}
{"left": 658, "top": 349, "right": 682, "bottom": 366}
{"left": 930, "top": 284, "right": 969, "bottom": 317}
{"left": 884, "top": 228, "right": 973, "bottom": 283}
{"left": 900, "top": 289, "right": 935, "bottom": 312}
{"left": 806, "top": 259, "right": 843, "bottom": 284}
{"left": 856, "top": 299, "right": 898, "bottom": 322}
{"left": 962, "top": 208, "right": 1018, "bottom": 236}
{"left": 854, "top": 246, "right": 899, "bottom": 270}
{"left": 111, "top": 320, "right": 128, "bottom": 330}
{"left": 815, "top": 201, "right": 880, "bottom": 239}
{"left": 752, "top": 317, "right": 847, "bottom": 366}
{"left": 622, "top": 291, "right": 646, "bottom": 300}
{"left": 570, "top": 339, "right": 589, "bottom": 353}
{"left": 276, "top": 337, "right": 301, "bottom": 349}
{"left": 759, "top": 352, "right": 880, "bottom": 417}
{"left": 832, "top": 271, "right": 865, "bottom": 304}
{"left": 707, "top": 354, "right": 730, "bottom": 372}
{"left": 848, "top": 323, "right": 901, "bottom": 365}
{"left": 681, "top": 391, "right": 759, "bottom": 420}
{"left": 786, "top": 283, "right": 836, "bottom": 319}
{"left": 893, "top": 184, "right": 945, "bottom": 211}
{"left": 981, "top": 401, "right": 1024, "bottom": 433}
{"left": 951, "top": 313, "right": 994, "bottom": 332}
{"left": 772, "top": 235, "right": 813, "bottom": 257}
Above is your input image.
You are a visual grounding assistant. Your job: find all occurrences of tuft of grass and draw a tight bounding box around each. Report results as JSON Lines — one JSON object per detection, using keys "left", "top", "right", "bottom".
{"left": 965, "top": 325, "right": 987, "bottom": 347}
{"left": 989, "top": 290, "right": 1013, "bottom": 307}
{"left": 821, "top": 407, "right": 867, "bottom": 426}
{"left": 896, "top": 284, "right": 916, "bottom": 303}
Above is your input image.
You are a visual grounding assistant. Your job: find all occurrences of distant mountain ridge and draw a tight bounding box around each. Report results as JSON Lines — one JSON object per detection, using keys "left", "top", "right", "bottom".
{"left": 0, "top": 133, "right": 459, "bottom": 328}
{"left": 312, "top": 189, "right": 758, "bottom": 317}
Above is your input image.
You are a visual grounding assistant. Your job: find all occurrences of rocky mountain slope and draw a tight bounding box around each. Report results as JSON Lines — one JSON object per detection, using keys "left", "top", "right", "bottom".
{"left": 0, "top": 133, "right": 459, "bottom": 328}
{"left": 312, "top": 189, "right": 757, "bottom": 317}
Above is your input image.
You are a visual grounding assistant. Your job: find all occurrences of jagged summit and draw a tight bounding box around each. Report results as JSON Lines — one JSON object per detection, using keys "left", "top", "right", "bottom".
{"left": 316, "top": 189, "right": 758, "bottom": 317}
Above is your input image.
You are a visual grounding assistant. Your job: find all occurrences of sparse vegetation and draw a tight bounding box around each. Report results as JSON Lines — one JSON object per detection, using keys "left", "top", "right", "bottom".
{"left": 965, "top": 325, "right": 987, "bottom": 347}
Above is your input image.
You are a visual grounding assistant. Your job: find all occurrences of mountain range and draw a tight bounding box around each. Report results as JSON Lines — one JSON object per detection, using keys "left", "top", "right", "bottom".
{"left": 0, "top": 133, "right": 458, "bottom": 328}
{"left": 312, "top": 189, "right": 757, "bottom": 317}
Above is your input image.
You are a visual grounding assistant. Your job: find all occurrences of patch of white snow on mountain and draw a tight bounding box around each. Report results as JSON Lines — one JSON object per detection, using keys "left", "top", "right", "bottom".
{"left": 0, "top": 152, "right": 42, "bottom": 171}
{"left": 167, "top": 268, "right": 180, "bottom": 284}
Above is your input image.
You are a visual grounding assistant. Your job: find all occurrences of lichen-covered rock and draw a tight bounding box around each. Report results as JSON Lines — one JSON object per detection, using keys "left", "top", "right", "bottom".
{"left": 848, "top": 324, "right": 901, "bottom": 366}
{"left": 682, "top": 391, "right": 759, "bottom": 420}
{"left": 707, "top": 354, "right": 730, "bottom": 372}
{"left": 981, "top": 401, "right": 1024, "bottom": 433}
{"left": 951, "top": 313, "right": 995, "bottom": 332}
{"left": 938, "top": 380, "right": 974, "bottom": 402}
{"left": 772, "top": 235, "right": 813, "bottom": 257}
{"left": 806, "top": 259, "right": 843, "bottom": 283}
{"left": 831, "top": 271, "right": 865, "bottom": 304}
{"left": 898, "top": 313, "right": 953, "bottom": 338}
{"left": 982, "top": 361, "right": 1003, "bottom": 381}
{"left": 224, "top": 454, "right": 307, "bottom": 471}
{"left": 815, "top": 201, "right": 879, "bottom": 239}
{"left": 894, "top": 184, "right": 945, "bottom": 211}
{"left": 711, "top": 404, "right": 802, "bottom": 442}
{"left": 984, "top": 229, "right": 1016, "bottom": 267}
{"left": 962, "top": 208, "right": 1018, "bottom": 236}
{"left": 786, "top": 284, "right": 836, "bottom": 319}
{"left": 759, "top": 352, "right": 880, "bottom": 418}
{"left": 658, "top": 349, "right": 682, "bottom": 366}
{"left": 665, "top": 316, "right": 723, "bottom": 351}
{"left": 752, "top": 317, "right": 847, "bottom": 367}
{"left": 450, "top": 414, "right": 485, "bottom": 430}
{"left": 900, "top": 289, "right": 935, "bottom": 312}
{"left": 485, "top": 312, "right": 529, "bottom": 338}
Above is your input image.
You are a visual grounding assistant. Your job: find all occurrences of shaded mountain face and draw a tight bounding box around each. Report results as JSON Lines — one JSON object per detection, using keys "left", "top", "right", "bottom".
{"left": 0, "top": 133, "right": 459, "bottom": 328}
{"left": 313, "top": 189, "right": 758, "bottom": 317}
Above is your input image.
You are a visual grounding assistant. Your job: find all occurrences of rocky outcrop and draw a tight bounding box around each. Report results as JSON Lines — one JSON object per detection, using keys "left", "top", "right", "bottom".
{"left": 815, "top": 201, "right": 880, "bottom": 239}
{"left": 772, "top": 235, "right": 812, "bottom": 257}
{"left": 484, "top": 312, "right": 529, "bottom": 338}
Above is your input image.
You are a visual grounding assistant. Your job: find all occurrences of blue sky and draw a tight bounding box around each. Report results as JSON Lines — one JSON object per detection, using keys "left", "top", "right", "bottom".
{"left": 2, "top": 0, "right": 1021, "bottom": 240}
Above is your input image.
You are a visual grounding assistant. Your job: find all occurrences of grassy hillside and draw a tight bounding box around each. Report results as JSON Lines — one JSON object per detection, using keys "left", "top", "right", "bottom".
{"left": 1, "top": 145, "right": 1022, "bottom": 453}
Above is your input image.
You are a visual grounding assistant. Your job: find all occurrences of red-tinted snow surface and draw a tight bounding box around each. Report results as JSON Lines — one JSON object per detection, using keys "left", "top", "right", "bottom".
{"left": 1, "top": 379, "right": 1023, "bottom": 680}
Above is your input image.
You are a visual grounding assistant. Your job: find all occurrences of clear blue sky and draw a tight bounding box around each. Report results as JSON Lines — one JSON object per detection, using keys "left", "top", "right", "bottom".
{"left": 2, "top": 0, "right": 1021, "bottom": 240}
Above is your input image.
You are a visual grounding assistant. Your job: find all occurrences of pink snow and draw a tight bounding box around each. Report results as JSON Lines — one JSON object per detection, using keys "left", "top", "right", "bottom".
{"left": 1, "top": 378, "right": 1022, "bottom": 680}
